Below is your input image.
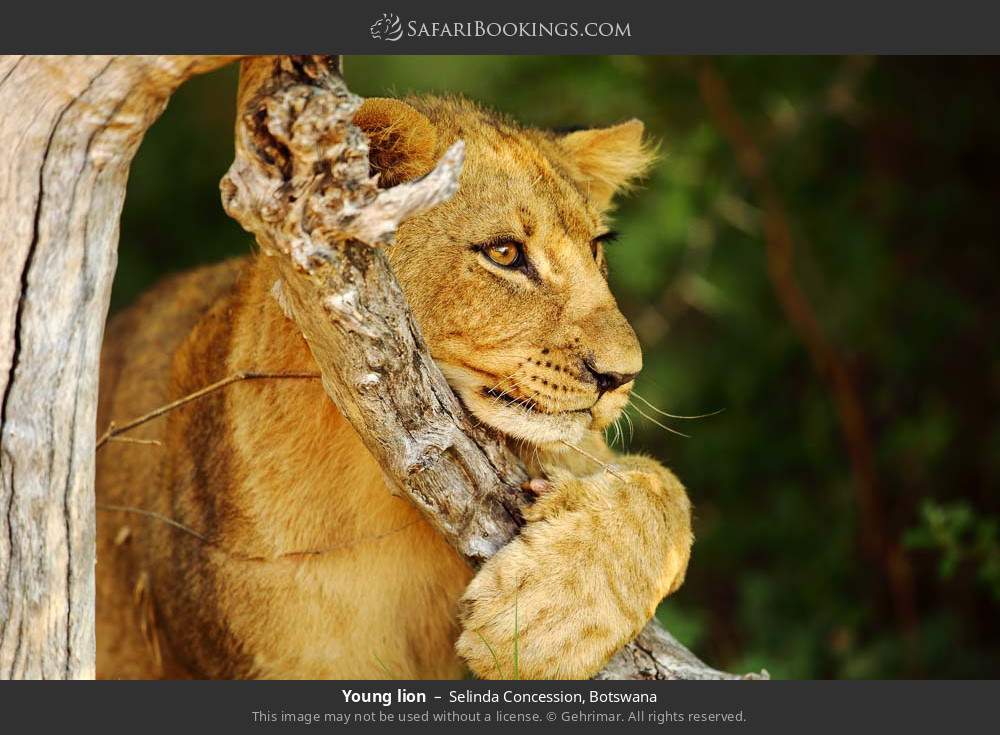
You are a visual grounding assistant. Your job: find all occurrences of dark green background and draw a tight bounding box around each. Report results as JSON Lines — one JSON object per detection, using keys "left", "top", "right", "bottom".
{"left": 116, "top": 57, "right": 1000, "bottom": 679}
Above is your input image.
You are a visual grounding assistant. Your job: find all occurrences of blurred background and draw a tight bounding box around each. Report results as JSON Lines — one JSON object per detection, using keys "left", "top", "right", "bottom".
{"left": 115, "top": 57, "right": 1000, "bottom": 679}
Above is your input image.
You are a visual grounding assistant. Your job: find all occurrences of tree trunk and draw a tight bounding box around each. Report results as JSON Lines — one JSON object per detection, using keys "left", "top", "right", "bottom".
{"left": 0, "top": 55, "right": 233, "bottom": 680}
{"left": 222, "top": 55, "right": 765, "bottom": 680}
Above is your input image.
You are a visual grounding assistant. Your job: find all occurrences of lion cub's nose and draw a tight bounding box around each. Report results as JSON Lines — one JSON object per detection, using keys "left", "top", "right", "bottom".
{"left": 583, "top": 359, "right": 639, "bottom": 394}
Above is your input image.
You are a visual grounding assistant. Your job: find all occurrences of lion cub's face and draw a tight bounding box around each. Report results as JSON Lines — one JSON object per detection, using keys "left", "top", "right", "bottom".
{"left": 354, "top": 96, "right": 656, "bottom": 448}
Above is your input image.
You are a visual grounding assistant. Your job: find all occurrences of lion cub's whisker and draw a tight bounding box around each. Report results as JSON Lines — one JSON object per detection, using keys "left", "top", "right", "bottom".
{"left": 488, "top": 375, "right": 541, "bottom": 414}
{"left": 486, "top": 371, "right": 531, "bottom": 406}
{"left": 611, "top": 414, "right": 629, "bottom": 449}
{"left": 631, "top": 390, "right": 725, "bottom": 421}
{"left": 622, "top": 408, "right": 635, "bottom": 444}
{"left": 487, "top": 370, "right": 522, "bottom": 392}
{"left": 606, "top": 417, "right": 623, "bottom": 449}
{"left": 626, "top": 402, "right": 691, "bottom": 439}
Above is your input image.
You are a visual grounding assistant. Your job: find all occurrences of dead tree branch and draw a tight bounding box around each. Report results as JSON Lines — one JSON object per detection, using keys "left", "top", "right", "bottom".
{"left": 221, "top": 55, "right": 765, "bottom": 680}
{"left": 0, "top": 54, "right": 235, "bottom": 680}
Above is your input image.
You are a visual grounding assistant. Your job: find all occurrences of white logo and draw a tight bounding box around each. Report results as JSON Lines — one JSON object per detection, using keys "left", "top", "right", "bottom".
{"left": 370, "top": 13, "right": 403, "bottom": 41}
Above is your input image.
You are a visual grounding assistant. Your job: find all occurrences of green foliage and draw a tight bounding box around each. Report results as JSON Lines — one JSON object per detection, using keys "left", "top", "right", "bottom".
{"left": 905, "top": 501, "right": 1000, "bottom": 601}
{"left": 117, "top": 56, "right": 1000, "bottom": 678}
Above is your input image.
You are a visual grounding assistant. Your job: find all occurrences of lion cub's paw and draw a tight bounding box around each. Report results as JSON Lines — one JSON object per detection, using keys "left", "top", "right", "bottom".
{"left": 456, "top": 463, "right": 692, "bottom": 679}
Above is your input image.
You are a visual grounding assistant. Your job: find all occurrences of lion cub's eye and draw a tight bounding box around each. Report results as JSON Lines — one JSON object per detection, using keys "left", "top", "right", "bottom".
{"left": 483, "top": 241, "right": 524, "bottom": 269}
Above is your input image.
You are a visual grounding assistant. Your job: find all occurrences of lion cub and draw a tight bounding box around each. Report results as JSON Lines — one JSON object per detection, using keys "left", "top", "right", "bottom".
{"left": 96, "top": 95, "right": 692, "bottom": 679}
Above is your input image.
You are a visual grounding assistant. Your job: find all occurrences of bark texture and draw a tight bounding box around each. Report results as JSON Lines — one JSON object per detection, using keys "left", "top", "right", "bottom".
{"left": 222, "top": 55, "right": 766, "bottom": 680}
{"left": 0, "top": 54, "right": 234, "bottom": 680}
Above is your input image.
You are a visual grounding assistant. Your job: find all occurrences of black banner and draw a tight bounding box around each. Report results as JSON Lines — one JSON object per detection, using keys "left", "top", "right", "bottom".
{"left": 2, "top": 0, "right": 1000, "bottom": 53}
{"left": 2, "top": 680, "right": 998, "bottom": 733}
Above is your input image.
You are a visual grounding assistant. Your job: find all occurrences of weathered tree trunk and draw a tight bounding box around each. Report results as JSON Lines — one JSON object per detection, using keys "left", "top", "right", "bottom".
{"left": 222, "top": 55, "right": 764, "bottom": 680}
{"left": 0, "top": 55, "right": 234, "bottom": 680}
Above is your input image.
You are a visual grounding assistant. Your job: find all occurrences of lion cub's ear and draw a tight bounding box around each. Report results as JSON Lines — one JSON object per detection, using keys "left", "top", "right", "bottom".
{"left": 559, "top": 120, "right": 657, "bottom": 209}
{"left": 353, "top": 98, "right": 438, "bottom": 188}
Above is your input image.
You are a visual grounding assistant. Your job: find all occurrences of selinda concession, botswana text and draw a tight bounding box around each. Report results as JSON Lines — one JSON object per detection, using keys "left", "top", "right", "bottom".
{"left": 449, "top": 690, "right": 658, "bottom": 704}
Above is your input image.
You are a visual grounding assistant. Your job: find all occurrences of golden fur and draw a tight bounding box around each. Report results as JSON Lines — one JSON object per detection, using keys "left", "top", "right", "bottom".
{"left": 96, "top": 95, "right": 692, "bottom": 679}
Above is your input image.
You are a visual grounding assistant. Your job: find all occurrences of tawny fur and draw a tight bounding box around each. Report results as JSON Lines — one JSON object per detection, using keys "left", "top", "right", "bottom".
{"left": 96, "top": 95, "right": 690, "bottom": 680}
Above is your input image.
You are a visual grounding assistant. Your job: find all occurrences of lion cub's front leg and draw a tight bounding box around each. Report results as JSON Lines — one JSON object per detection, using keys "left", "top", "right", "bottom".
{"left": 455, "top": 447, "right": 693, "bottom": 679}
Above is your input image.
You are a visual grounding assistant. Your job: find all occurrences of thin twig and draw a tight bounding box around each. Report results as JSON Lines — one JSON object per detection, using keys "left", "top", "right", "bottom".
{"left": 558, "top": 439, "right": 627, "bottom": 481}
{"left": 97, "top": 502, "right": 419, "bottom": 562}
{"left": 98, "top": 503, "right": 212, "bottom": 544}
{"left": 106, "top": 436, "right": 163, "bottom": 446}
{"left": 96, "top": 370, "right": 321, "bottom": 449}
